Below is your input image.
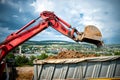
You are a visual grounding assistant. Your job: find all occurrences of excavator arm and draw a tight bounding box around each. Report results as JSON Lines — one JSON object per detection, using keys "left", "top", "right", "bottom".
{"left": 40, "top": 11, "right": 103, "bottom": 46}
{"left": 0, "top": 11, "right": 77, "bottom": 62}
{"left": 0, "top": 11, "right": 103, "bottom": 77}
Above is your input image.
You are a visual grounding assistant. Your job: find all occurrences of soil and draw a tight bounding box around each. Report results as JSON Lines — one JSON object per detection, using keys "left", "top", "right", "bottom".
{"left": 47, "top": 50, "right": 97, "bottom": 59}
{"left": 16, "top": 66, "right": 34, "bottom": 80}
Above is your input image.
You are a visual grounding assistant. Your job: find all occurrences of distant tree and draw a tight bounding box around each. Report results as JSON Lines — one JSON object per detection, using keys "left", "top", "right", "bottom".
{"left": 30, "top": 55, "right": 36, "bottom": 61}
{"left": 10, "top": 47, "right": 19, "bottom": 53}
{"left": 114, "top": 51, "right": 120, "bottom": 55}
{"left": 37, "top": 53, "right": 48, "bottom": 60}
{"left": 15, "top": 55, "right": 29, "bottom": 66}
{"left": 6, "top": 52, "right": 15, "bottom": 58}
{"left": 28, "top": 55, "right": 37, "bottom": 66}
{"left": 6, "top": 52, "right": 15, "bottom": 60}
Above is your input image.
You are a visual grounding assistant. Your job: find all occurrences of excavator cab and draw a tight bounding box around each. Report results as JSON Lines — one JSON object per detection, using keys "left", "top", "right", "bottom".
{"left": 76, "top": 25, "right": 103, "bottom": 47}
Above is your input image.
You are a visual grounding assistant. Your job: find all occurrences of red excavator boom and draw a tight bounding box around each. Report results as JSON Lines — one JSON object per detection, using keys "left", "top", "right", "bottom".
{"left": 0, "top": 11, "right": 103, "bottom": 77}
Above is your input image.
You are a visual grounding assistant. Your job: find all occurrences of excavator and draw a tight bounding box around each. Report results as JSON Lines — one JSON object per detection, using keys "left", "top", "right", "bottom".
{"left": 0, "top": 11, "right": 103, "bottom": 78}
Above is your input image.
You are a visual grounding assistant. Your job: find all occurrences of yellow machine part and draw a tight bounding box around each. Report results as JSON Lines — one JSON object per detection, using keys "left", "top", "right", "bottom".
{"left": 87, "top": 78, "right": 120, "bottom": 80}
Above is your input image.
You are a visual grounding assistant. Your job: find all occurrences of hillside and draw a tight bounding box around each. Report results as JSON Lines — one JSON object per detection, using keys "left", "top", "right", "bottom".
{"left": 24, "top": 40, "right": 76, "bottom": 45}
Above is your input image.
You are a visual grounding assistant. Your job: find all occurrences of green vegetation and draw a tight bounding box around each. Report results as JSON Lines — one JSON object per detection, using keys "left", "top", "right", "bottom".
{"left": 15, "top": 55, "right": 29, "bottom": 66}
{"left": 37, "top": 53, "right": 48, "bottom": 60}
{"left": 6, "top": 53, "right": 48, "bottom": 66}
{"left": 24, "top": 40, "right": 75, "bottom": 45}
{"left": 6, "top": 53, "right": 15, "bottom": 61}
{"left": 114, "top": 51, "right": 120, "bottom": 55}
{"left": 6, "top": 41, "right": 120, "bottom": 66}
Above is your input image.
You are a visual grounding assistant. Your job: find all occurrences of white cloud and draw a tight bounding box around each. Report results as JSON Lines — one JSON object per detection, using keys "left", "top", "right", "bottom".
{"left": 3, "top": 0, "right": 24, "bottom": 13}
{"left": 7, "top": 0, "right": 19, "bottom": 9}
{"left": 31, "top": 0, "right": 55, "bottom": 13}
{"left": 0, "top": 0, "right": 119, "bottom": 43}
{"left": 19, "top": 7, "right": 23, "bottom": 13}
{"left": 0, "top": 0, "right": 6, "bottom": 4}
{"left": 29, "top": 0, "right": 120, "bottom": 43}
{"left": 0, "top": 27, "right": 17, "bottom": 34}
{"left": 12, "top": 15, "right": 18, "bottom": 18}
{"left": 30, "top": 29, "right": 72, "bottom": 41}
{"left": 0, "top": 27, "right": 17, "bottom": 42}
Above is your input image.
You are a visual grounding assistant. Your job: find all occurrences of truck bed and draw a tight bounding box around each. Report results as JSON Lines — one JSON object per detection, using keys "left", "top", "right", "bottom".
{"left": 33, "top": 56, "right": 120, "bottom": 80}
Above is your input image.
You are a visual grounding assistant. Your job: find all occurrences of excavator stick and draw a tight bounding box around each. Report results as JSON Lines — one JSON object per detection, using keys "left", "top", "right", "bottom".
{"left": 40, "top": 11, "right": 103, "bottom": 47}
{"left": 76, "top": 25, "right": 103, "bottom": 47}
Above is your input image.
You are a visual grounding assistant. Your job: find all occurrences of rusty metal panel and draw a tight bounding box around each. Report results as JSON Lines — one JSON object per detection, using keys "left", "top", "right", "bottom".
{"left": 33, "top": 56, "right": 120, "bottom": 80}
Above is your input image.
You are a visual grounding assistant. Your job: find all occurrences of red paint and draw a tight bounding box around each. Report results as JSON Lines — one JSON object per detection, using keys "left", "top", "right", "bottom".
{"left": 0, "top": 11, "right": 78, "bottom": 75}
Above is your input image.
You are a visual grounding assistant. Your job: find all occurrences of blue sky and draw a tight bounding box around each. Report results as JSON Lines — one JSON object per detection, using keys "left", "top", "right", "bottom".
{"left": 0, "top": 0, "right": 120, "bottom": 44}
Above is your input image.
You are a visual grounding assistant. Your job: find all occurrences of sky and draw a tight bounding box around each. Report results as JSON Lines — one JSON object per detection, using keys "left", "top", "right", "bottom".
{"left": 0, "top": 0, "right": 120, "bottom": 44}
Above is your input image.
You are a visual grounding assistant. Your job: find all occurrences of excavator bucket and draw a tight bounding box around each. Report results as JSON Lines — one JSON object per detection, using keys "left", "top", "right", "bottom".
{"left": 77, "top": 25, "right": 103, "bottom": 47}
